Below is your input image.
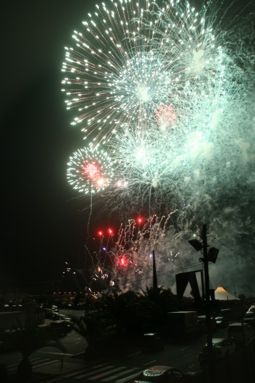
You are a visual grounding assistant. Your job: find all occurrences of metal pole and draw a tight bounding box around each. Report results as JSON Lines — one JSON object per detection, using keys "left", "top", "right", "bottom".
{"left": 152, "top": 250, "right": 158, "bottom": 290}
{"left": 200, "top": 270, "right": 205, "bottom": 301}
{"left": 201, "top": 224, "right": 213, "bottom": 351}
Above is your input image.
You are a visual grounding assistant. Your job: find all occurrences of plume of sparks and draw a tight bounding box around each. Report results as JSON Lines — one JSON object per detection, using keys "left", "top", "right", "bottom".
{"left": 108, "top": 212, "right": 198, "bottom": 291}
{"left": 90, "top": 207, "right": 255, "bottom": 293}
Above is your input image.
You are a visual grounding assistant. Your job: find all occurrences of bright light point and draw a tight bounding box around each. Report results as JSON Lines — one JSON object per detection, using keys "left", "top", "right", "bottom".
{"left": 97, "top": 177, "right": 107, "bottom": 187}
{"left": 107, "top": 227, "right": 114, "bottom": 236}
{"left": 82, "top": 162, "right": 99, "bottom": 179}
{"left": 117, "top": 255, "right": 129, "bottom": 268}
{"left": 134, "top": 146, "right": 150, "bottom": 166}
{"left": 116, "top": 179, "right": 128, "bottom": 188}
{"left": 97, "top": 230, "right": 104, "bottom": 237}
{"left": 188, "top": 49, "right": 206, "bottom": 74}
{"left": 152, "top": 177, "right": 159, "bottom": 188}
{"left": 136, "top": 216, "right": 144, "bottom": 225}
{"left": 136, "top": 84, "right": 151, "bottom": 102}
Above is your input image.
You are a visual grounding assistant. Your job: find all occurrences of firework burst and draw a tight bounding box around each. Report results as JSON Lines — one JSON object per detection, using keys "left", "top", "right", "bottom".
{"left": 61, "top": 0, "right": 162, "bottom": 143}
{"left": 105, "top": 122, "right": 181, "bottom": 214}
{"left": 67, "top": 145, "right": 114, "bottom": 194}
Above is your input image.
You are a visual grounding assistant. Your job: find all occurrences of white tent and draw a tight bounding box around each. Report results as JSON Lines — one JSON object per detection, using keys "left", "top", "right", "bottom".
{"left": 214, "top": 286, "right": 239, "bottom": 301}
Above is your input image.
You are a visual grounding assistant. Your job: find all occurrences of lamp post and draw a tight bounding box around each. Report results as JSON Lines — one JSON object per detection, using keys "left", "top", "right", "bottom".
{"left": 189, "top": 224, "right": 219, "bottom": 353}
{"left": 201, "top": 224, "right": 213, "bottom": 351}
{"left": 152, "top": 250, "right": 158, "bottom": 290}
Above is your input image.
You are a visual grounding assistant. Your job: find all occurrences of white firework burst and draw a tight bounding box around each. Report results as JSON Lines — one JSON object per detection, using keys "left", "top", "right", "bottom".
{"left": 61, "top": 0, "right": 160, "bottom": 143}
{"left": 111, "top": 51, "right": 172, "bottom": 118}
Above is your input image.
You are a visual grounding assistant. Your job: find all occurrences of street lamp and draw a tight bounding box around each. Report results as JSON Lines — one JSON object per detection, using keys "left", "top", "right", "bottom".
{"left": 152, "top": 250, "right": 158, "bottom": 290}
{"left": 188, "top": 239, "right": 203, "bottom": 251}
{"left": 189, "top": 224, "right": 219, "bottom": 352}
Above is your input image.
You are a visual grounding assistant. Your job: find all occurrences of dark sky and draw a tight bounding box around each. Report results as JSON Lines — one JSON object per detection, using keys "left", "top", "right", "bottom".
{"left": 0, "top": 0, "right": 253, "bottom": 290}
{"left": 0, "top": 1, "right": 98, "bottom": 289}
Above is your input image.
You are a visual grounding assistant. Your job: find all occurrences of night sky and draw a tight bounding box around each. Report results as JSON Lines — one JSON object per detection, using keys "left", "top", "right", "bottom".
{"left": 1, "top": 1, "right": 98, "bottom": 289}
{"left": 0, "top": 0, "right": 254, "bottom": 291}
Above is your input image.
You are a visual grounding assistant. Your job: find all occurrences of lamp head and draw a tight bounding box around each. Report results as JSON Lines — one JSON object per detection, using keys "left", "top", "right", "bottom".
{"left": 208, "top": 247, "right": 219, "bottom": 263}
{"left": 188, "top": 239, "right": 203, "bottom": 251}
